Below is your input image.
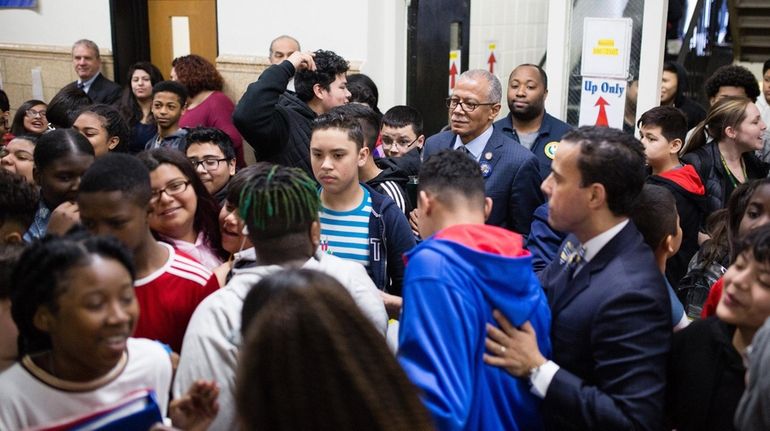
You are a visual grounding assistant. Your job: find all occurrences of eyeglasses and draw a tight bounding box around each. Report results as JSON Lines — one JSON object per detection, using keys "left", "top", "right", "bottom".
{"left": 381, "top": 136, "right": 419, "bottom": 150}
{"left": 25, "top": 109, "right": 47, "bottom": 119}
{"left": 151, "top": 180, "right": 190, "bottom": 201}
{"left": 445, "top": 98, "right": 497, "bottom": 112}
{"left": 189, "top": 158, "right": 229, "bottom": 171}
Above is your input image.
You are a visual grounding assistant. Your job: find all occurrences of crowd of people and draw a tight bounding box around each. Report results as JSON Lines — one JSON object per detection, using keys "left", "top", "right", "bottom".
{"left": 0, "top": 33, "right": 770, "bottom": 431}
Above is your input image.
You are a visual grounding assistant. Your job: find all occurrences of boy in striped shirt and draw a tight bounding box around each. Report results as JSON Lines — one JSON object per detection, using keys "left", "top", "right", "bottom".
{"left": 311, "top": 111, "right": 415, "bottom": 297}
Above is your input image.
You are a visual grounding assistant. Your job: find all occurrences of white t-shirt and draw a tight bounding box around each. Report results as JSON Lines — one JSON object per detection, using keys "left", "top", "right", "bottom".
{"left": 173, "top": 250, "right": 387, "bottom": 430}
{"left": 0, "top": 338, "right": 172, "bottom": 430}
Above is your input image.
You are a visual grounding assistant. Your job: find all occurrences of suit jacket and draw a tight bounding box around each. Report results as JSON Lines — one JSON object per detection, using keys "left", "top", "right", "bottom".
{"left": 72, "top": 73, "right": 122, "bottom": 105}
{"left": 423, "top": 125, "right": 544, "bottom": 234}
{"left": 538, "top": 222, "right": 671, "bottom": 431}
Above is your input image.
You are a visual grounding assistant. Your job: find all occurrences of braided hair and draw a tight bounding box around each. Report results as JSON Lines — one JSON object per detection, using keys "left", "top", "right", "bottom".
{"left": 238, "top": 163, "right": 319, "bottom": 240}
{"left": 237, "top": 269, "right": 433, "bottom": 431}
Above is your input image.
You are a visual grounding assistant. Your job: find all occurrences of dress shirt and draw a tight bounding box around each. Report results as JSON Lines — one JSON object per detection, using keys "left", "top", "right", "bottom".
{"left": 452, "top": 125, "right": 493, "bottom": 161}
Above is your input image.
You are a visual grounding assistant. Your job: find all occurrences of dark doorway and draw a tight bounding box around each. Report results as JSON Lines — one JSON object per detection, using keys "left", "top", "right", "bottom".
{"left": 406, "top": 0, "right": 471, "bottom": 136}
{"left": 109, "top": 0, "right": 151, "bottom": 85}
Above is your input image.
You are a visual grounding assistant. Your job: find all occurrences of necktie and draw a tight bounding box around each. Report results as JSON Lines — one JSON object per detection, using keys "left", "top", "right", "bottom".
{"left": 77, "top": 82, "right": 85, "bottom": 90}
{"left": 560, "top": 240, "right": 586, "bottom": 279}
{"left": 457, "top": 145, "right": 472, "bottom": 158}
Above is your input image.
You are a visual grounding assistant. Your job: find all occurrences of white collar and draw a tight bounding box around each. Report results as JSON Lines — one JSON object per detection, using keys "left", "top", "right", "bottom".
{"left": 78, "top": 72, "right": 100, "bottom": 91}
{"left": 453, "top": 125, "right": 493, "bottom": 161}
{"left": 581, "top": 219, "right": 629, "bottom": 263}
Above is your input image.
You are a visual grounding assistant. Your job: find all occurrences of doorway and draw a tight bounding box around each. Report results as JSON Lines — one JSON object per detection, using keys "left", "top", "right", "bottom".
{"left": 147, "top": 0, "right": 218, "bottom": 76}
{"left": 406, "top": 0, "right": 471, "bottom": 136}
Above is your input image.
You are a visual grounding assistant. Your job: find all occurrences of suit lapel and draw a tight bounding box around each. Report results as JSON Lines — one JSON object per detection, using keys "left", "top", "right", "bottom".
{"left": 550, "top": 223, "right": 638, "bottom": 316}
{"left": 479, "top": 127, "right": 504, "bottom": 170}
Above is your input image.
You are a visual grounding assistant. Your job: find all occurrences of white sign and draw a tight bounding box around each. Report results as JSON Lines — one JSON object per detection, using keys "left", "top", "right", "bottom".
{"left": 580, "top": 17, "right": 633, "bottom": 79}
{"left": 578, "top": 77, "right": 627, "bottom": 129}
{"left": 448, "top": 50, "right": 462, "bottom": 96}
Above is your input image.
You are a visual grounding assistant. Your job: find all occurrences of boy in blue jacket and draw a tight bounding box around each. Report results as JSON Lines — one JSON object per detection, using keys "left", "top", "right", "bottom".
{"left": 310, "top": 111, "right": 415, "bottom": 307}
{"left": 397, "top": 149, "right": 551, "bottom": 431}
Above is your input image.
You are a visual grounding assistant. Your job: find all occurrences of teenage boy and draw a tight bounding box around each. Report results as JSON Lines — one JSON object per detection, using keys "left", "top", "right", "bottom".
{"left": 77, "top": 153, "right": 218, "bottom": 352}
{"left": 184, "top": 127, "right": 237, "bottom": 204}
{"left": 0, "top": 170, "right": 38, "bottom": 244}
{"left": 639, "top": 106, "right": 708, "bottom": 289}
{"left": 146, "top": 80, "right": 188, "bottom": 151}
{"left": 381, "top": 105, "right": 425, "bottom": 158}
{"left": 174, "top": 163, "right": 387, "bottom": 430}
{"left": 233, "top": 49, "right": 351, "bottom": 178}
{"left": 310, "top": 111, "right": 416, "bottom": 295}
{"left": 631, "top": 184, "right": 690, "bottom": 330}
{"left": 335, "top": 103, "right": 412, "bottom": 215}
{"left": 397, "top": 149, "right": 551, "bottom": 430}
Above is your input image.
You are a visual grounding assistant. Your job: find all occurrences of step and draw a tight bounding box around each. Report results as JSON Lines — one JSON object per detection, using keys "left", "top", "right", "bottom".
{"left": 737, "top": 16, "right": 770, "bottom": 29}
{"left": 736, "top": 0, "right": 770, "bottom": 8}
{"left": 739, "top": 35, "right": 770, "bottom": 47}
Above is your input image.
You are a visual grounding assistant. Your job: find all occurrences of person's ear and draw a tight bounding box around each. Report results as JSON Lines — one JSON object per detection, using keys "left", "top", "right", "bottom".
{"left": 483, "top": 197, "right": 494, "bottom": 221}
{"left": 662, "top": 234, "right": 677, "bottom": 257}
{"left": 543, "top": 88, "right": 549, "bottom": 100}
{"left": 310, "top": 220, "right": 321, "bottom": 249}
{"left": 2, "top": 231, "right": 23, "bottom": 244}
{"left": 418, "top": 190, "right": 432, "bottom": 215}
{"left": 107, "top": 136, "right": 120, "bottom": 151}
{"left": 358, "top": 146, "right": 370, "bottom": 166}
{"left": 587, "top": 183, "right": 606, "bottom": 210}
{"left": 670, "top": 138, "right": 683, "bottom": 154}
{"left": 312, "top": 83, "right": 326, "bottom": 101}
{"left": 724, "top": 125, "right": 738, "bottom": 140}
{"left": 33, "top": 306, "right": 54, "bottom": 333}
{"left": 416, "top": 135, "right": 426, "bottom": 150}
{"left": 228, "top": 159, "right": 236, "bottom": 176}
{"left": 489, "top": 103, "right": 502, "bottom": 121}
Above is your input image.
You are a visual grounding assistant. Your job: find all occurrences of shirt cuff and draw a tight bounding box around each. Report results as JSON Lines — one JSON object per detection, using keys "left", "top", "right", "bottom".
{"left": 529, "top": 360, "right": 560, "bottom": 399}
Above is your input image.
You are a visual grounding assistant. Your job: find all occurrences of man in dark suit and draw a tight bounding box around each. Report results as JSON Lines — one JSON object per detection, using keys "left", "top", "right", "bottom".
{"left": 422, "top": 69, "right": 543, "bottom": 234}
{"left": 483, "top": 126, "right": 671, "bottom": 430}
{"left": 69, "top": 39, "right": 121, "bottom": 105}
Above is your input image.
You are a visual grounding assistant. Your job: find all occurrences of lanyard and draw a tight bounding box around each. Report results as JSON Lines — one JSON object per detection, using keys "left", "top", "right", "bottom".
{"left": 720, "top": 153, "right": 746, "bottom": 188}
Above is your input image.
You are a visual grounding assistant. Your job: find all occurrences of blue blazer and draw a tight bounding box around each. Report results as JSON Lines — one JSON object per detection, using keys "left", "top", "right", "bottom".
{"left": 538, "top": 222, "right": 671, "bottom": 431}
{"left": 423, "top": 126, "right": 544, "bottom": 235}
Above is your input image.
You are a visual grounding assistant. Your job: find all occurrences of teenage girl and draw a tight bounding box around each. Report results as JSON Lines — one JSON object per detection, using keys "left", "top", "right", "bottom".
{"left": 138, "top": 147, "right": 225, "bottom": 268}
{"left": 73, "top": 104, "right": 130, "bottom": 156}
{"left": 25, "top": 129, "right": 95, "bottom": 241}
{"left": 10, "top": 99, "right": 49, "bottom": 137}
{"left": 0, "top": 234, "right": 218, "bottom": 429}
{"left": 1, "top": 134, "right": 37, "bottom": 183}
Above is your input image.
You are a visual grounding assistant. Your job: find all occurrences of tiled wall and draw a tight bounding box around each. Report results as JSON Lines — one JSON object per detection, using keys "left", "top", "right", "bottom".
{"left": 469, "top": 0, "right": 550, "bottom": 117}
{"left": 0, "top": 44, "right": 114, "bottom": 113}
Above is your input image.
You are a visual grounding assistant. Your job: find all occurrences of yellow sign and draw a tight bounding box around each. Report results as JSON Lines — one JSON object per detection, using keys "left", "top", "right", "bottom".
{"left": 592, "top": 39, "right": 619, "bottom": 56}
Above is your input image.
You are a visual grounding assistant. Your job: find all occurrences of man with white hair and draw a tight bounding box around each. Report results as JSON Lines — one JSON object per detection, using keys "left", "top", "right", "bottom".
{"left": 421, "top": 69, "right": 544, "bottom": 234}
{"left": 68, "top": 39, "right": 121, "bottom": 104}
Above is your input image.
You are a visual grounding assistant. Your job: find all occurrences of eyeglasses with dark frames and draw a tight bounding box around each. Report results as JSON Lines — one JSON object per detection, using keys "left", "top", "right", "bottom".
{"left": 445, "top": 97, "right": 497, "bottom": 112}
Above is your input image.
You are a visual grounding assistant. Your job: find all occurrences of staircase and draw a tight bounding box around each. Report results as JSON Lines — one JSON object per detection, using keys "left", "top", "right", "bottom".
{"left": 729, "top": 0, "right": 770, "bottom": 62}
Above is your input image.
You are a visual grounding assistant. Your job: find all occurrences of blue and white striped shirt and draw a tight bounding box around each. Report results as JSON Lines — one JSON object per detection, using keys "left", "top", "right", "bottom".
{"left": 319, "top": 185, "right": 372, "bottom": 267}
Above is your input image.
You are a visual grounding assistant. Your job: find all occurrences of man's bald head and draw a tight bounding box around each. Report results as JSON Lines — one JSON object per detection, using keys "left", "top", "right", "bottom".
{"left": 269, "top": 35, "right": 301, "bottom": 65}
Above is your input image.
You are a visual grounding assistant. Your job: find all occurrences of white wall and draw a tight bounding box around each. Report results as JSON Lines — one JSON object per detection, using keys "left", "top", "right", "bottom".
{"left": 0, "top": 0, "right": 112, "bottom": 50}
{"left": 217, "top": 0, "right": 407, "bottom": 110}
{"left": 469, "top": 0, "right": 550, "bottom": 118}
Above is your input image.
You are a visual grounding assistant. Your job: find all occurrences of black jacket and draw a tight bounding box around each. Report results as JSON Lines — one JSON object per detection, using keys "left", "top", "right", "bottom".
{"left": 368, "top": 157, "right": 413, "bottom": 215}
{"left": 71, "top": 73, "right": 121, "bottom": 105}
{"left": 232, "top": 61, "right": 316, "bottom": 177}
{"left": 667, "top": 318, "right": 745, "bottom": 431}
{"left": 682, "top": 141, "right": 769, "bottom": 213}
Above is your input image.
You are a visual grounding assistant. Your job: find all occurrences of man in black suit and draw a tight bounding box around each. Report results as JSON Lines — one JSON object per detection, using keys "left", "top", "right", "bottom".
{"left": 484, "top": 126, "right": 671, "bottom": 430}
{"left": 422, "top": 69, "right": 543, "bottom": 234}
{"left": 69, "top": 39, "right": 121, "bottom": 105}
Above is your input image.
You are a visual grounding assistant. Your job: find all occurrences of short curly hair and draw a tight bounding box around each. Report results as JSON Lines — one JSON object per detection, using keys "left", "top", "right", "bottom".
{"left": 704, "top": 65, "right": 760, "bottom": 102}
{"left": 0, "top": 170, "right": 39, "bottom": 230}
{"left": 172, "top": 54, "right": 223, "bottom": 97}
{"left": 295, "top": 50, "right": 349, "bottom": 103}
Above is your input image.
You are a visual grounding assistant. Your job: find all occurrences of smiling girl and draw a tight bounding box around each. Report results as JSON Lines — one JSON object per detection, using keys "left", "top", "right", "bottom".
{"left": 682, "top": 96, "right": 769, "bottom": 212}
{"left": 10, "top": 100, "right": 49, "bottom": 137}
{"left": 118, "top": 62, "right": 165, "bottom": 154}
{"left": 139, "top": 148, "right": 225, "bottom": 268}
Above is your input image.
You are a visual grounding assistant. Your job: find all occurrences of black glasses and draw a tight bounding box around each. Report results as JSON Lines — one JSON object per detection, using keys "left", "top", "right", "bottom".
{"left": 190, "top": 158, "right": 229, "bottom": 171}
{"left": 151, "top": 180, "right": 190, "bottom": 201}
{"left": 445, "top": 98, "right": 497, "bottom": 112}
{"left": 25, "top": 109, "right": 47, "bottom": 119}
{"left": 381, "top": 136, "right": 419, "bottom": 150}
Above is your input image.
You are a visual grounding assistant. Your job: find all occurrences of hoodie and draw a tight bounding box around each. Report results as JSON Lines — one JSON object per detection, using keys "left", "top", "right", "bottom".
{"left": 647, "top": 164, "right": 708, "bottom": 288}
{"left": 398, "top": 224, "right": 551, "bottom": 431}
{"left": 666, "top": 62, "right": 707, "bottom": 130}
{"left": 368, "top": 157, "right": 413, "bottom": 214}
